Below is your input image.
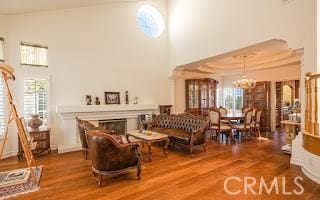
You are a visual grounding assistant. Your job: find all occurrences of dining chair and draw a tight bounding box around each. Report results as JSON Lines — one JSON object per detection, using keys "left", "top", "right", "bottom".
{"left": 233, "top": 109, "right": 254, "bottom": 141}
{"left": 251, "top": 109, "right": 262, "bottom": 137}
{"left": 219, "top": 106, "right": 229, "bottom": 124}
{"left": 209, "top": 108, "right": 232, "bottom": 143}
{"left": 242, "top": 107, "right": 251, "bottom": 113}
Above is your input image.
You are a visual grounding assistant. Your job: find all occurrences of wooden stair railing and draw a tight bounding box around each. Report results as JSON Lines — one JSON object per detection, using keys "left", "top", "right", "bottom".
{"left": 303, "top": 72, "right": 320, "bottom": 156}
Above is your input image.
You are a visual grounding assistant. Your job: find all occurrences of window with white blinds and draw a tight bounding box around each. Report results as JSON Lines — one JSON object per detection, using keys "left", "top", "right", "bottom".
{"left": 24, "top": 78, "right": 48, "bottom": 124}
{"left": 0, "top": 38, "right": 4, "bottom": 62}
{"left": 20, "top": 43, "right": 48, "bottom": 67}
{"left": 222, "top": 88, "right": 244, "bottom": 115}
{"left": 0, "top": 77, "right": 5, "bottom": 135}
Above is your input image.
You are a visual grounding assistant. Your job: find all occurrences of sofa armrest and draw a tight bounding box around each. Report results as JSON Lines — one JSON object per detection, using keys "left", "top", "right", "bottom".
{"left": 190, "top": 129, "right": 205, "bottom": 145}
{"left": 190, "top": 120, "right": 209, "bottom": 145}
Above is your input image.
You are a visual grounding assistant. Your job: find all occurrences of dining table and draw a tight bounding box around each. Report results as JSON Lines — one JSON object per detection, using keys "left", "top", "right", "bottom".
{"left": 220, "top": 113, "right": 244, "bottom": 121}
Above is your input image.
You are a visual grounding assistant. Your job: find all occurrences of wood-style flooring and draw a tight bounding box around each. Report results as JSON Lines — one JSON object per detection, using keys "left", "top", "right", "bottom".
{"left": 1, "top": 131, "right": 319, "bottom": 200}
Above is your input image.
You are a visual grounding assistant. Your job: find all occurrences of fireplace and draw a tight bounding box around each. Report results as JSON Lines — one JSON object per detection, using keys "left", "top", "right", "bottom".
{"left": 98, "top": 118, "right": 127, "bottom": 135}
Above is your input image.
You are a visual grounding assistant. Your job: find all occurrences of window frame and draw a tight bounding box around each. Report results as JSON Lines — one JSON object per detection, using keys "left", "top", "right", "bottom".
{"left": 23, "top": 76, "right": 51, "bottom": 127}
{"left": 137, "top": 5, "right": 164, "bottom": 38}
{"left": 20, "top": 42, "right": 48, "bottom": 67}
{"left": 0, "top": 77, "right": 6, "bottom": 137}
{"left": 221, "top": 88, "right": 244, "bottom": 115}
{"left": 0, "top": 37, "right": 5, "bottom": 62}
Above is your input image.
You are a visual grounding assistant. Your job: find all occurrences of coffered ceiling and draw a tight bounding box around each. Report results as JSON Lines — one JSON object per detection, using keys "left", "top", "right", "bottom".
{"left": 177, "top": 39, "right": 302, "bottom": 76}
{"left": 0, "top": 0, "right": 139, "bottom": 15}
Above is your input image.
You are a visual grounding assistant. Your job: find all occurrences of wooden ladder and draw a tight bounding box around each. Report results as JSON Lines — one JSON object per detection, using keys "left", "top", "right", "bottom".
{"left": 0, "top": 65, "right": 37, "bottom": 183}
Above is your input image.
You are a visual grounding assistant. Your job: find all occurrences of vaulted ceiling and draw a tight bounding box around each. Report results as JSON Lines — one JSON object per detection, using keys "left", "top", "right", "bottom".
{"left": 0, "top": 0, "right": 138, "bottom": 15}
{"left": 175, "top": 39, "right": 303, "bottom": 76}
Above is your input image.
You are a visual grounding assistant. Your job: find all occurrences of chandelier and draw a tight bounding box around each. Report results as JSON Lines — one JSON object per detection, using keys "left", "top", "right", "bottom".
{"left": 233, "top": 55, "right": 256, "bottom": 89}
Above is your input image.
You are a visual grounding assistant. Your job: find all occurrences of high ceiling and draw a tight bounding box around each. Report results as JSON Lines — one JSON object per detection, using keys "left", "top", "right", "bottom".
{"left": 175, "top": 39, "right": 303, "bottom": 76}
{"left": 0, "top": 0, "right": 138, "bottom": 15}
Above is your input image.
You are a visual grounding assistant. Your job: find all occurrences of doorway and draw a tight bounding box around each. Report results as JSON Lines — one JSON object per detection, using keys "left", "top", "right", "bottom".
{"left": 275, "top": 80, "right": 300, "bottom": 129}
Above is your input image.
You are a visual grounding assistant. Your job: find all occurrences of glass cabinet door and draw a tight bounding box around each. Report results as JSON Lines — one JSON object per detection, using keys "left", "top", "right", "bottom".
{"left": 186, "top": 79, "right": 217, "bottom": 115}
{"left": 188, "top": 80, "right": 200, "bottom": 109}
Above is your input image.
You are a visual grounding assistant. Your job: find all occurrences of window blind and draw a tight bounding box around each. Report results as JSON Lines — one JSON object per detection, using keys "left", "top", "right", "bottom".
{"left": 20, "top": 42, "right": 48, "bottom": 67}
{"left": 0, "top": 77, "right": 5, "bottom": 135}
{"left": 24, "top": 78, "right": 48, "bottom": 123}
{"left": 0, "top": 38, "right": 4, "bottom": 62}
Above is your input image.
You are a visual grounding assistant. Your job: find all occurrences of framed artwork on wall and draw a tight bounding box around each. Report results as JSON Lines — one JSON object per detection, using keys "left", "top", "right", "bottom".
{"left": 105, "top": 92, "right": 120, "bottom": 104}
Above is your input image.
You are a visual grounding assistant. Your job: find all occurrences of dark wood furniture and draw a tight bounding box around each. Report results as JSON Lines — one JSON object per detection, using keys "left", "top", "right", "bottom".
{"left": 17, "top": 127, "right": 51, "bottom": 160}
{"left": 209, "top": 108, "right": 233, "bottom": 143}
{"left": 150, "top": 114, "right": 209, "bottom": 155}
{"left": 159, "top": 105, "right": 172, "bottom": 115}
{"left": 185, "top": 78, "right": 218, "bottom": 116}
{"left": 244, "top": 81, "right": 271, "bottom": 131}
{"left": 76, "top": 117, "right": 90, "bottom": 160}
{"left": 86, "top": 131, "right": 141, "bottom": 187}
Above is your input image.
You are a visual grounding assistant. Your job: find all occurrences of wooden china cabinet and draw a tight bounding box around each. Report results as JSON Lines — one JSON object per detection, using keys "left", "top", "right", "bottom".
{"left": 244, "top": 81, "right": 271, "bottom": 131}
{"left": 185, "top": 78, "right": 218, "bottom": 116}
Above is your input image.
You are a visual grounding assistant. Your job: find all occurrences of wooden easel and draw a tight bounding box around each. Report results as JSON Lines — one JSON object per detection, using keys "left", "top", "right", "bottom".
{"left": 0, "top": 64, "right": 37, "bottom": 183}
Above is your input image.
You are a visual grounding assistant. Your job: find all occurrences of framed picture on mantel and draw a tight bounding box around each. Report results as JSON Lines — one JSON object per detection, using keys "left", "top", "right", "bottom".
{"left": 105, "top": 92, "right": 120, "bottom": 104}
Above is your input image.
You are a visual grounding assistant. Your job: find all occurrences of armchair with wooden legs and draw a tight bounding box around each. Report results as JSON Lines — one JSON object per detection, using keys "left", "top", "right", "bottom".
{"left": 209, "top": 108, "right": 232, "bottom": 143}
{"left": 233, "top": 109, "right": 253, "bottom": 141}
{"left": 251, "top": 109, "right": 262, "bottom": 138}
{"left": 86, "top": 130, "right": 142, "bottom": 187}
{"left": 76, "top": 117, "right": 90, "bottom": 160}
{"left": 219, "top": 106, "right": 229, "bottom": 124}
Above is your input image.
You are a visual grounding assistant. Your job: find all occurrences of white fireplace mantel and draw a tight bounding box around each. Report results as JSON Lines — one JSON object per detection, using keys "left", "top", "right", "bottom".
{"left": 56, "top": 104, "right": 158, "bottom": 153}
{"left": 56, "top": 104, "right": 158, "bottom": 119}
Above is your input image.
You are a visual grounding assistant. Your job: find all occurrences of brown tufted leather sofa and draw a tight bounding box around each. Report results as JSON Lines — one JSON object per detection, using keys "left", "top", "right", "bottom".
{"left": 86, "top": 130, "right": 142, "bottom": 187}
{"left": 150, "top": 114, "right": 209, "bottom": 155}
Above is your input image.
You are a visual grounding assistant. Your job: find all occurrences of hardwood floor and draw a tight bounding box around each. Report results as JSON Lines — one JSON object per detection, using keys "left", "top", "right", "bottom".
{"left": 1, "top": 131, "right": 319, "bottom": 200}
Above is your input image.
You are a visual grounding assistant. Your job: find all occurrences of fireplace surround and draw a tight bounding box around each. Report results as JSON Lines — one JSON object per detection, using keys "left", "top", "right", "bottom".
{"left": 56, "top": 104, "right": 158, "bottom": 153}
{"left": 99, "top": 119, "right": 127, "bottom": 135}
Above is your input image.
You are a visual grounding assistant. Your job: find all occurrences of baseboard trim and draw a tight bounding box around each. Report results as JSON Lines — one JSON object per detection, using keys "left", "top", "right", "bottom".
{"left": 58, "top": 144, "right": 82, "bottom": 154}
{"left": 1, "top": 151, "right": 18, "bottom": 159}
{"left": 290, "top": 157, "right": 302, "bottom": 166}
{"left": 301, "top": 165, "right": 320, "bottom": 184}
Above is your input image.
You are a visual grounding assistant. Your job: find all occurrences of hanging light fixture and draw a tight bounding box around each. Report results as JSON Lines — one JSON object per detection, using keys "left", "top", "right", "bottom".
{"left": 233, "top": 55, "right": 256, "bottom": 89}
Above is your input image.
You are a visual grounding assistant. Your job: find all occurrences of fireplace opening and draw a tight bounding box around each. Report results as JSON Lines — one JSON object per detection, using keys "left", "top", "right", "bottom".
{"left": 98, "top": 118, "right": 127, "bottom": 135}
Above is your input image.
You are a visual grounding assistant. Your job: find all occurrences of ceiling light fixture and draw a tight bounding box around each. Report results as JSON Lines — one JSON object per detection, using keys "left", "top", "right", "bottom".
{"left": 233, "top": 54, "right": 257, "bottom": 89}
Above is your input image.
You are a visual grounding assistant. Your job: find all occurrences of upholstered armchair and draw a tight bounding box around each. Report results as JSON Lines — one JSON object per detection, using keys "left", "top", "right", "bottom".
{"left": 86, "top": 131, "right": 142, "bottom": 187}
{"left": 209, "top": 108, "right": 232, "bottom": 143}
{"left": 233, "top": 109, "right": 254, "bottom": 141}
{"left": 76, "top": 117, "right": 90, "bottom": 160}
{"left": 76, "top": 117, "right": 115, "bottom": 160}
{"left": 251, "top": 109, "right": 262, "bottom": 137}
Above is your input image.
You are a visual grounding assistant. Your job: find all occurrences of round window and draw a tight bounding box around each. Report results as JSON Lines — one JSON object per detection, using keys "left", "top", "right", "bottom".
{"left": 137, "top": 5, "right": 164, "bottom": 38}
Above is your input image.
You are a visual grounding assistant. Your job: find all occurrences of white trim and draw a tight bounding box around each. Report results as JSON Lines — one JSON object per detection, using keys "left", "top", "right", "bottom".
{"left": 1, "top": 151, "right": 18, "bottom": 159}
{"left": 301, "top": 166, "right": 320, "bottom": 184}
{"left": 290, "top": 157, "right": 302, "bottom": 166}
{"left": 50, "top": 145, "right": 58, "bottom": 151}
{"left": 58, "top": 144, "right": 82, "bottom": 154}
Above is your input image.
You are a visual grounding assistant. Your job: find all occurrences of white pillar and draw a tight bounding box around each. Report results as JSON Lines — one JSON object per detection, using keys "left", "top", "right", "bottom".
{"left": 270, "top": 81, "right": 276, "bottom": 132}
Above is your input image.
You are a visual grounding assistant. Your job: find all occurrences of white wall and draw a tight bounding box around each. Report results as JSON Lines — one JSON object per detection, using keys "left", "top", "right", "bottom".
{"left": 1, "top": 1, "right": 170, "bottom": 156}
{"left": 0, "top": 14, "right": 15, "bottom": 157}
{"left": 169, "top": 0, "right": 317, "bottom": 125}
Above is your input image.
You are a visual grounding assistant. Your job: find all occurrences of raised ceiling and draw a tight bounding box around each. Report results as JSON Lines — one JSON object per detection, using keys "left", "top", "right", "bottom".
{"left": 176, "top": 39, "right": 303, "bottom": 76}
{"left": 0, "top": 0, "right": 138, "bottom": 15}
